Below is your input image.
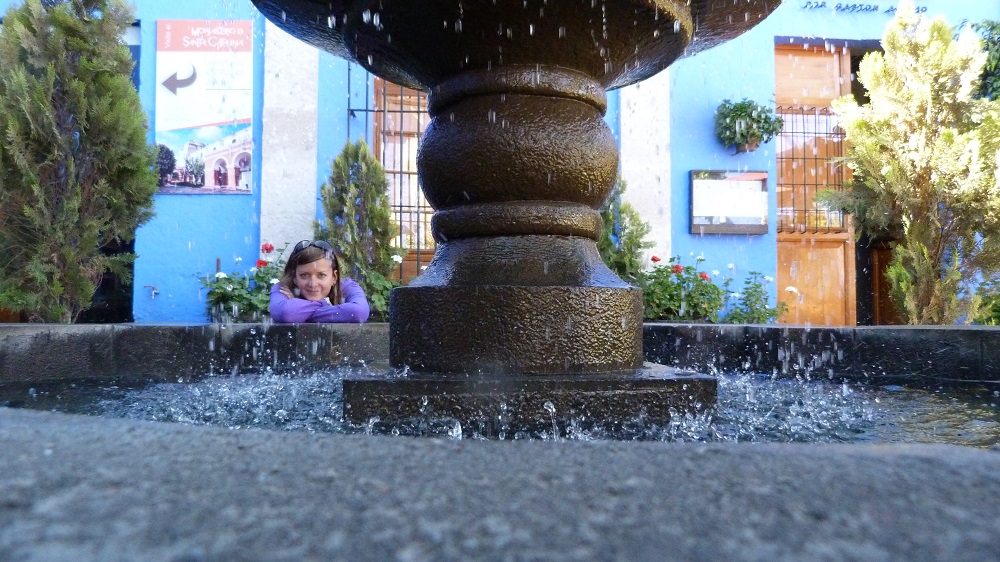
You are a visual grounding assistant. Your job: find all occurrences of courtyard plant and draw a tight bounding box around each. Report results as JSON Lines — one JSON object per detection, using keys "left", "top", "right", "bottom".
{"left": 597, "top": 176, "right": 653, "bottom": 285}
{"left": 199, "top": 244, "right": 284, "bottom": 323}
{"left": 315, "top": 139, "right": 405, "bottom": 321}
{"left": 641, "top": 256, "right": 728, "bottom": 322}
{"left": 714, "top": 98, "right": 784, "bottom": 152}
{"left": 722, "top": 272, "right": 788, "bottom": 324}
{"left": 0, "top": 0, "right": 158, "bottom": 322}
{"left": 822, "top": 0, "right": 1000, "bottom": 324}
{"left": 973, "top": 20, "right": 1000, "bottom": 99}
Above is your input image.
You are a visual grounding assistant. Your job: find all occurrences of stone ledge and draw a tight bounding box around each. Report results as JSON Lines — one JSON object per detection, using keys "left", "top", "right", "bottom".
{"left": 3, "top": 323, "right": 999, "bottom": 388}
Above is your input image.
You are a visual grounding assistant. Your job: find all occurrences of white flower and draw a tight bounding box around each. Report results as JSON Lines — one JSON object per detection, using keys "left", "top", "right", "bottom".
{"left": 730, "top": 292, "right": 742, "bottom": 298}
{"left": 785, "top": 286, "right": 799, "bottom": 294}
{"left": 270, "top": 278, "right": 280, "bottom": 285}
{"left": 727, "top": 263, "right": 735, "bottom": 270}
{"left": 391, "top": 254, "right": 404, "bottom": 264}
{"left": 234, "top": 257, "right": 243, "bottom": 264}
{"left": 711, "top": 270, "right": 720, "bottom": 276}
{"left": 764, "top": 276, "right": 774, "bottom": 283}
{"left": 215, "top": 272, "right": 228, "bottom": 279}
{"left": 250, "top": 267, "right": 258, "bottom": 273}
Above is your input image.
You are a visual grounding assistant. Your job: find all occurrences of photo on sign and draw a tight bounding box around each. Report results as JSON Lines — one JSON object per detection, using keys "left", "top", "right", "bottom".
{"left": 156, "top": 122, "right": 251, "bottom": 194}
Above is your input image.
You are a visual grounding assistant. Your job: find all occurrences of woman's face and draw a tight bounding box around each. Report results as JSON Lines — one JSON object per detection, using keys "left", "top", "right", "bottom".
{"left": 293, "top": 258, "right": 338, "bottom": 301}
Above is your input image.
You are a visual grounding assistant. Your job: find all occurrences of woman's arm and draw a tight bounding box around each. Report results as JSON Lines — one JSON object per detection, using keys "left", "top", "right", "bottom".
{"left": 268, "top": 282, "right": 326, "bottom": 323}
{"left": 307, "top": 278, "right": 370, "bottom": 323}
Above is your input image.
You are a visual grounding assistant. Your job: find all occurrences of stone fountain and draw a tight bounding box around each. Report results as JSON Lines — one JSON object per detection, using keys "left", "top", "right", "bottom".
{"left": 251, "top": 0, "right": 781, "bottom": 434}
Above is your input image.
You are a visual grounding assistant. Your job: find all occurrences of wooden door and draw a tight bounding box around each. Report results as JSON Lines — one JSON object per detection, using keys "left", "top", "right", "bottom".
{"left": 775, "top": 44, "right": 856, "bottom": 325}
{"left": 777, "top": 232, "right": 856, "bottom": 325}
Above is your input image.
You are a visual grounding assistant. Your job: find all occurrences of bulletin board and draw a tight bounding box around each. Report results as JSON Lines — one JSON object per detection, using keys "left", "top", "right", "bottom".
{"left": 690, "top": 170, "right": 768, "bottom": 235}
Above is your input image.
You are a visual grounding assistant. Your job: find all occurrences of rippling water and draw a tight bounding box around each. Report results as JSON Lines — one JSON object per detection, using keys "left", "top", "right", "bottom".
{"left": 4, "top": 367, "right": 999, "bottom": 447}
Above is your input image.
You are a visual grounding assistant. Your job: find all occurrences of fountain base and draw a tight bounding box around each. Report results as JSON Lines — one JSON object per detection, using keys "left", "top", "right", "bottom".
{"left": 342, "top": 363, "right": 716, "bottom": 438}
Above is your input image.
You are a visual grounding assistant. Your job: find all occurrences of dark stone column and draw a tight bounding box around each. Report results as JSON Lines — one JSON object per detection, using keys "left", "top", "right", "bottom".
{"left": 390, "top": 66, "right": 642, "bottom": 375}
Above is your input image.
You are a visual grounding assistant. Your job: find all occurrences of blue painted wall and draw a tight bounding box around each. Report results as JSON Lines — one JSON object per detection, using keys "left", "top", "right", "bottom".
{"left": 129, "top": 2, "right": 264, "bottom": 322}
{"left": 666, "top": 0, "right": 1000, "bottom": 303}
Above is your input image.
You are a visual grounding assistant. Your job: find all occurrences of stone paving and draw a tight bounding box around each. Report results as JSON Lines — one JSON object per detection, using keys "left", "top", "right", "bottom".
{"left": 2, "top": 407, "right": 999, "bottom": 561}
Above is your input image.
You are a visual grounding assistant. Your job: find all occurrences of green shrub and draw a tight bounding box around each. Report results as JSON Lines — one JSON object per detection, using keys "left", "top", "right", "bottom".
{"left": 315, "top": 139, "right": 404, "bottom": 321}
{"left": 597, "top": 177, "right": 653, "bottom": 285}
{"left": 720, "top": 272, "right": 787, "bottom": 324}
{"left": 0, "top": 0, "right": 158, "bottom": 322}
{"left": 714, "top": 98, "right": 784, "bottom": 150}
{"left": 199, "top": 245, "right": 285, "bottom": 323}
{"left": 641, "top": 256, "right": 728, "bottom": 322}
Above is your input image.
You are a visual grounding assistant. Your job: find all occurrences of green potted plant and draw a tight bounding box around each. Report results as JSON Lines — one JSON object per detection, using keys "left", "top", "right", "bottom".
{"left": 714, "top": 98, "right": 784, "bottom": 153}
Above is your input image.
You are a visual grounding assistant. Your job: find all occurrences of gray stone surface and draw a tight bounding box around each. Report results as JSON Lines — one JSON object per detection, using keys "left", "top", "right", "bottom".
{"left": 2, "top": 407, "right": 1000, "bottom": 562}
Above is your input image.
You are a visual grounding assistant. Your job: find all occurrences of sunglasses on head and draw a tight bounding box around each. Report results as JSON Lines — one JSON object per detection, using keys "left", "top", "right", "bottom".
{"left": 292, "top": 240, "right": 335, "bottom": 256}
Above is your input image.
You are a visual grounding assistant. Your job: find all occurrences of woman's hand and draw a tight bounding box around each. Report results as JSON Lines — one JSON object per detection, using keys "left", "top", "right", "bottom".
{"left": 279, "top": 287, "right": 294, "bottom": 299}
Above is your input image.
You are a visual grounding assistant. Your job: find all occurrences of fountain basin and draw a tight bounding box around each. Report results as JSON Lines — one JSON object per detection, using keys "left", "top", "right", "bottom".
{"left": 3, "top": 323, "right": 998, "bottom": 441}
{"left": 4, "top": 323, "right": 999, "bottom": 390}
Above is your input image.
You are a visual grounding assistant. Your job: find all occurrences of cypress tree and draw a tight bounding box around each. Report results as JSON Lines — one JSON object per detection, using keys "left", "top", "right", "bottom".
{"left": 825, "top": 0, "right": 1000, "bottom": 324}
{"left": 0, "top": 0, "right": 158, "bottom": 322}
{"left": 973, "top": 20, "right": 1000, "bottom": 100}
{"left": 315, "top": 139, "right": 403, "bottom": 321}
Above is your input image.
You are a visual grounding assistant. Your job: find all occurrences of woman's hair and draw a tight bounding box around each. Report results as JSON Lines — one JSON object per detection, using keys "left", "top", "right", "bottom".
{"left": 279, "top": 245, "right": 343, "bottom": 304}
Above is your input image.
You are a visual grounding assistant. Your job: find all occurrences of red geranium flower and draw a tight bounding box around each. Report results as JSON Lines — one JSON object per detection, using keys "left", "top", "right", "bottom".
{"left": 671, "top": 264, "right": 684, "bottom": 275}
{"left": 260, "top": 242, "right": 275, "bottom": 254}
{"left": 256, "top": 259, "right": 268, "bottom": 268}
{"left": 650, "top": 255, "right": 661, "bottom": 263}
{"left": 700, "top": 272, "right": 710, "bottom": 281}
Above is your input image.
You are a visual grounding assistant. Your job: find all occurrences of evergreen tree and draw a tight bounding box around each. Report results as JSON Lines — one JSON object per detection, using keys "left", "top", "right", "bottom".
{"left": 156, "top": 144, "right": 176, "bottom": 185}
{"left": 973, "top": 20, "right": 1000, "bottom": 100}
{"left": 825, "top": 0, "right": 1000, "bottom": 324}
{"left": 315, "top": 139, "right": 403, "bottom": 321}
{"left": 0, "top": 0, "right": 158, "bottom": 322}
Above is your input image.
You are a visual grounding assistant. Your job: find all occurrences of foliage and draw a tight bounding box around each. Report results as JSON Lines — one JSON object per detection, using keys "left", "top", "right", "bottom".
{"left": 597, "top": 176, "right": 653, "bottom": 285}
{"left": 0, "top": 0, "right": 158, "bottom": 322}
{"left": 824, "top": 0, "right": 1000, "bottom": 324}
{"left": 184, "top": 155, "right": 205, "bottom": 186}
{"left": 973, "top": 279, "right": 1000, "bottom": 325}
{"left": 714, "top": 98, "right": 784, "bottom": 149}
{"left": 973, "top": 20, "right": 1000, "bottom": 100}
{"left": 199, "top": 247, "right": 284, "bottom": 323}
{"left": 641, "top": 256, "right": 728, "bottom": 322}
{"left": 720, "top": 272, "right": 788, "bottom": 324}
{"left": 315, "top": 139, "right": 405, "bottom": 321}
{"left": 156, "top": 144, "right": 176, "bottom": 185}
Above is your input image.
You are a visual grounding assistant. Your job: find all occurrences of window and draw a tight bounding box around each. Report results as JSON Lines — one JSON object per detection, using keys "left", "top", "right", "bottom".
{"left": 372, "top": 78, "right": 434, "bottom": 252}
{"left": 775, "top": 106, "right": 847, "bottom": 233}
{"left": 774, "top": 44, "right": 850, "bottom": 234}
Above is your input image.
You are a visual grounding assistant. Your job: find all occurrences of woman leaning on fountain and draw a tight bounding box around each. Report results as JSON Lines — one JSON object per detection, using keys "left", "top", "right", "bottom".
{"left": 268, "top": 240, "right": 370, "bottom": 323}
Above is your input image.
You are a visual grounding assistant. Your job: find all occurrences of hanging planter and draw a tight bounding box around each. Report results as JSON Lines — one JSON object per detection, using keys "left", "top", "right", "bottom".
{"left": 714, "top": 98, "right": 784, "bottom": 154}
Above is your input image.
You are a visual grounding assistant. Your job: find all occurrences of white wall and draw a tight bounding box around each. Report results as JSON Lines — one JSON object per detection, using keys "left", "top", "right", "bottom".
{"left": 260, "top": 21, "right": 320, "bottom": 258}
{"left": 619, "top": 70, "right": 671, "bottom": 265}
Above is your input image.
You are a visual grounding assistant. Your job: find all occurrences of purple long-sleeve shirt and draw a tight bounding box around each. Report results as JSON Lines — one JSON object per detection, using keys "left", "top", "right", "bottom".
{"left": 268, "top": 278, "right": 370, "bottom": 323}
